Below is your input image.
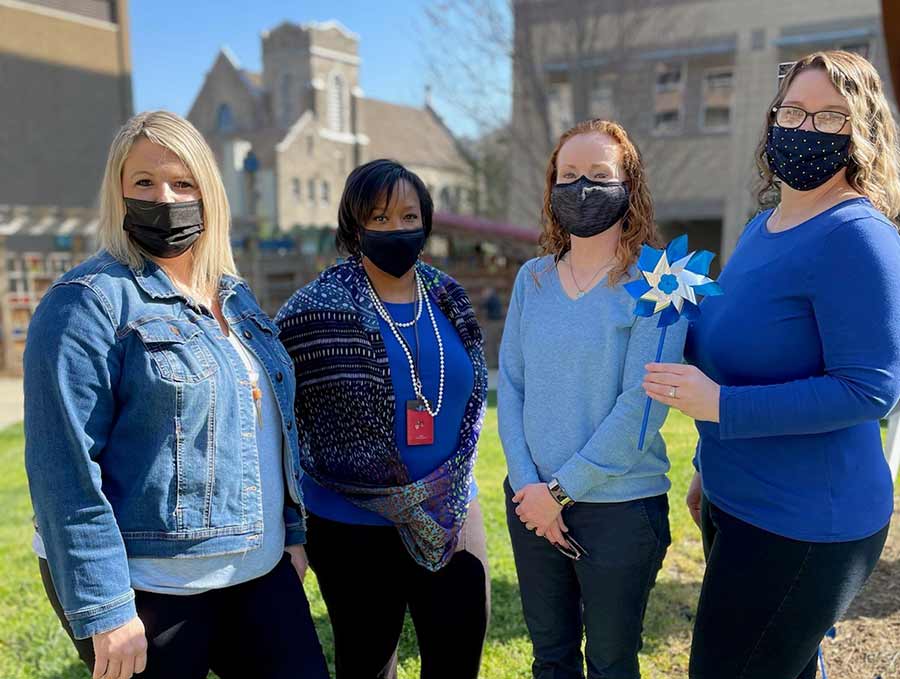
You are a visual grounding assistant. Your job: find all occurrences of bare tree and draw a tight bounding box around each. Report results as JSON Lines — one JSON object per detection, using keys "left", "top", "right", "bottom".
{"left": 422, "top": 1, "right": 643, "bottom": 226}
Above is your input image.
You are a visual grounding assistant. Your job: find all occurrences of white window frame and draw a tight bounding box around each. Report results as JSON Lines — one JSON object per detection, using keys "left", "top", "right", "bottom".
{"left": 652, "top": 61, "right": 686, "bottom": 136}
{"left": 328, "top": 72, "right": 349, "bottom": 133}
{"left": 699, "top": 66, "right": 734, "bottom": 134}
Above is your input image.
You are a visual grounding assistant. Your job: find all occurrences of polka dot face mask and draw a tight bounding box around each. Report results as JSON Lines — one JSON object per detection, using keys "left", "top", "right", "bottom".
{"left": 765, "top": 126, "right": 851, "bottom": 191}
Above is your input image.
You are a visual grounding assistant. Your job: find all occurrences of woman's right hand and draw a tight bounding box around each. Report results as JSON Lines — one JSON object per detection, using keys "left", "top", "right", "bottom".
{"left": 686, "top": 472, "right": 703, "bottom": 530}
{"left": 544, "top": 514, "right": 570, "bottom": 548}
{"left": 91, "top": 615, "right": 147, "bottom": 679}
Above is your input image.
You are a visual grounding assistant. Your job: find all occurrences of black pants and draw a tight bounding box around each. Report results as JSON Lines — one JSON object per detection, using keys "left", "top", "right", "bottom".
{"left": 689, "top": 496, "right": 889, "bottom": 679}
{"left": 505, "top": 478, "right": 671, "bottom": 679}
{"left": 304, "top": 511, "right": 489, "bottom": 679}
{"left": 40, "top": 553, "right": 330, "bottom": 679}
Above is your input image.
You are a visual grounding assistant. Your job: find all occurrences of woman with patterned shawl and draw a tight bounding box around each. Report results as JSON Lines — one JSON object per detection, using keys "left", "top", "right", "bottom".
{"left": 276, "top": 159, "right": 489, "bottom": 679}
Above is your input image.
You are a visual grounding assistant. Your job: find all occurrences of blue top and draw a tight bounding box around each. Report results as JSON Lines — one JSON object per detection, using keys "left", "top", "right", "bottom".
{"left": 302, "top": 299, "right": 476, "bottom": 525}
{"left": 498, "top": 256, "right": 688, "bottom": 503}
{"left": 686, "top": 198, "right": 900, "bottom": 542}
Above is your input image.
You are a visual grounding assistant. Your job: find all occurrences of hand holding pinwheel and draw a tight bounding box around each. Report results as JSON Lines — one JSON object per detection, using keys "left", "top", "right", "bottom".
{"left": 624, "top": 234, "right": 723, "bottom": 449}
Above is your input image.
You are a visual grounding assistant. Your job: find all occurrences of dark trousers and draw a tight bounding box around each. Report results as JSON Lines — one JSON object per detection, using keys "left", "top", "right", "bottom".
{"left": 304, "top": 510, "right": 489, "bottom": 679}
{"left": 40, "top": 553, "right": 330, "bottom": 679}
{"left": 505, "top": 478, "right": 671, "bottom": 679}
{"left": 689, "top": 496, "right": 889, "bottom": 679}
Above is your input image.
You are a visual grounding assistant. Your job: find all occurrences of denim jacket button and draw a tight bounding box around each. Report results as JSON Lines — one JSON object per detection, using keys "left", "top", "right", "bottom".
{"left": 276, "top": 371, "right": 284, "bottom": 383}
{"left": 243, "top": 330, "right": 252, "bottom": 340}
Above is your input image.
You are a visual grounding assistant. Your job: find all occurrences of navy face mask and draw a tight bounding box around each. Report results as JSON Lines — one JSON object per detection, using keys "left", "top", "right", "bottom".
{"left": 359, "top": 227, "right": 426, "bottom": 278}
{"left": 765, "top": 126, "right": 851, "bottom": 191}
{"left": 550, "top": 177, "right": 630, "bottom": 238}
{"left": 123, "top": 198, "right": 204, "bottom": 258}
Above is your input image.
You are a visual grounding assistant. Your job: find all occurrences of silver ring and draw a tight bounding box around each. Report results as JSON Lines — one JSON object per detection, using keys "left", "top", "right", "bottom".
{"left": 670, "top": 387, "right": 677, "bottom": 399}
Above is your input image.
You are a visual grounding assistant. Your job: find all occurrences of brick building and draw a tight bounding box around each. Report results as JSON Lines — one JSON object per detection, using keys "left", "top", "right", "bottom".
{"left": 0, "top": 0, "right": 133, "bottom": 372}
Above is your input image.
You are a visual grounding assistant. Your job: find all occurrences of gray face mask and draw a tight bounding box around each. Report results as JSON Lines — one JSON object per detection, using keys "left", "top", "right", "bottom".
{"left": 123, "top": 198, "right": 204, "bottom": 258}
{"left": 550, "top": 177, "right": 629, "bottom": 238}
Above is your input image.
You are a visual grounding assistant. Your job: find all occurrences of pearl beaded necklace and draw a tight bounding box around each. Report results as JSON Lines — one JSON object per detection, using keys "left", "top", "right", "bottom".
{"left": 391, "top": 282, "right": 422, "bottom": 328}
{"left": 365, "top": 269, "right": 445, "bottom": 418}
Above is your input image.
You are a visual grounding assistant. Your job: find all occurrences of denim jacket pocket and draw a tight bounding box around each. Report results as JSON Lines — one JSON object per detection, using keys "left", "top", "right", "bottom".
{"left": 132, "top": 317, "right": 218, "bottom": 383}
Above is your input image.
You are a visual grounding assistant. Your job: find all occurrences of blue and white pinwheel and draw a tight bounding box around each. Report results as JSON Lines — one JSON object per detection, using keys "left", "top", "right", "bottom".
{"left": 624, "top": 234, "right": 723, "bottom": 449}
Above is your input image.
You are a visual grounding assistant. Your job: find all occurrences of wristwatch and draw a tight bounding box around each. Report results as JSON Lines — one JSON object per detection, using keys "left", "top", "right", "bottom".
{"left": 548, "top": 478, "right": 574, "bottom": 507}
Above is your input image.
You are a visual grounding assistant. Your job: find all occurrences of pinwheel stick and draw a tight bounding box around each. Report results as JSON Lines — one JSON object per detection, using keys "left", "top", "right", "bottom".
{"left": 625, "top": 234, "right": 723, "bottom": 452}
{"left": 637, "top": 326, "right": 667, "bottom": 451}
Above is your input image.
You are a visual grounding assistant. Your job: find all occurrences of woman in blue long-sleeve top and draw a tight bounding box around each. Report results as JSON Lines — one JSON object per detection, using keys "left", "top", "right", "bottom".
{"left": 643, "top": 50, "right": 900, "bottom": 679}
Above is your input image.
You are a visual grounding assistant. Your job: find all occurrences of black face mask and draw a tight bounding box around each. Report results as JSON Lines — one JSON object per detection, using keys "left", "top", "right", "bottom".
{"left": 359, "top": 227, "right": 426, "bottom": 278}
{"left": 765, "top": 126, "right": 851, "bottom": 191}
{"left": 551, "top": 177, "right": 630, "bottom": 238}
{"left": 123, "top": 198, "right": 205, "bottom": 258}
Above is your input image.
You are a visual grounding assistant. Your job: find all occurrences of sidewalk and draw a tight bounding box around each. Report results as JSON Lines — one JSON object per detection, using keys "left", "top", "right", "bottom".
{"left": 0, "top": 378, "right": 23, "bottom": 429}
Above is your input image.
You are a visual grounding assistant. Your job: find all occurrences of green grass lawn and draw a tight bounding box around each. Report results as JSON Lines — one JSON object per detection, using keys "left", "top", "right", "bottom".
{"left": 0, "top": 410, "right": 711, "bottom": 678}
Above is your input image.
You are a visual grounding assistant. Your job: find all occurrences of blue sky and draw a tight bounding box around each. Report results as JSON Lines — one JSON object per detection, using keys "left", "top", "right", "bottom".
{"left": 129, "top": 1, "right": 506, "bottom": 138}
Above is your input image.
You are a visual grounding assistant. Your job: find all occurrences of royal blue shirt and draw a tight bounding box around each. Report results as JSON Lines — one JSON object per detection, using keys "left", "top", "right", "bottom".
{"left": 302, "top": 299, "right": 476, "bottom": 525}
{"left": 686, "top": 198, "right": 900, "bottom": 542}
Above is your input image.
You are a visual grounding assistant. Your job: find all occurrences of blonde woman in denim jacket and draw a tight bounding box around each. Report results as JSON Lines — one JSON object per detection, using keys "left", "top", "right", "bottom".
{"left": 24, "top": 111, "right": 328, "bottom": 679}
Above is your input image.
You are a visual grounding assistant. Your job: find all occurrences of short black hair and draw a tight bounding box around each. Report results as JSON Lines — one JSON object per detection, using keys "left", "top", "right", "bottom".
{"left": 336, "top": 158, "right": 434, "bottom": 256}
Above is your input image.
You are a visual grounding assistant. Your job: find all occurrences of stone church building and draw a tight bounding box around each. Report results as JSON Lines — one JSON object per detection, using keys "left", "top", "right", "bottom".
{"left": 187, "top": 20, "right": 474, "bottom": 233}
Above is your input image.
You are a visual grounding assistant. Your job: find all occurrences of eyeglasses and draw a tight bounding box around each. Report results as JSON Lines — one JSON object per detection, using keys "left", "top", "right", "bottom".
{"left": 553, "top": 533, "right": 589, "bottom": 561}
{"left": 771, "top": 106, "right": 850, "bottom": 134}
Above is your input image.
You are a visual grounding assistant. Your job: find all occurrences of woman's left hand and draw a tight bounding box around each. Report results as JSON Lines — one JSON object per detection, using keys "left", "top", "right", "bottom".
{"left": 643, "top": 363, "right": 721, "bottom": 423}
{"left": 285, "top": 544, "right": 309, "bottom": 583}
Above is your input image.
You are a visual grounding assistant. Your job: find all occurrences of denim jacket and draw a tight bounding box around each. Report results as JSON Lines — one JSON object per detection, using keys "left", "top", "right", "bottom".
{"left": 24, "top": 251, "right": 306, "bottom": 639}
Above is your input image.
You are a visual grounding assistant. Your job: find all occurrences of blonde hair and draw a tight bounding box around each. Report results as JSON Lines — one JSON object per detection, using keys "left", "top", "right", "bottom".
{"left": 540, "top": 119, "right": 661, "bottom": 285}
{"left": 755, "top": 50, "right": 900, "bottom": 222}
{"left": 98, "top": 110, "right": 238, "bottom": 295}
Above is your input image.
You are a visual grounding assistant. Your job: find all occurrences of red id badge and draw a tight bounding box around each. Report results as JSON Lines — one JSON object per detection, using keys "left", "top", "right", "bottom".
{"left": 406, "top": 400, "right": 434, "bottom": 446}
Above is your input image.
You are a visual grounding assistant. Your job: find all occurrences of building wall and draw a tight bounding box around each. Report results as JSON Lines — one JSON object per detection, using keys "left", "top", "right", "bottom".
{"left": 510, "top": 0, "right": 892, "bottom": 259}
{"left": 18, "top": 0, "right": 116, "bottom": 21}
{"left": 263, "top": 25, "right": 314, "bottom": 129}
{"left": 0, "top": 0, "right": 132, "bottom": 207}
{"left": 311, "top": 55, "right": 359, "bottom": 135}
{"left": 412, "top": 165, "right": 475, "bottom": 214}
{"left": 188, "top": 55, "right": 263, "bottom": 138}
{"left": 276, "top": 118, "right": 349, "bottom": 229}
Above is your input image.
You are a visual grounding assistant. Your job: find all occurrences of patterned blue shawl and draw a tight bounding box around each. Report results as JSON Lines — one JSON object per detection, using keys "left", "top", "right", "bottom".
{"left": 276, "top": 257, "right": 488, "bottom": 571}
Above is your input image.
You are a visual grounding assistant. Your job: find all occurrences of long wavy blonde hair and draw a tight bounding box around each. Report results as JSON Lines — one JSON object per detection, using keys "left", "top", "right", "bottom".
{"left": 98, "top": 110, "right": 238, "bottom": 296}
{"left": 755, "top": 50, "right": 900, "bottom": 222}
{"left": 540, "top": 119, "right": 661, "bottom": 285}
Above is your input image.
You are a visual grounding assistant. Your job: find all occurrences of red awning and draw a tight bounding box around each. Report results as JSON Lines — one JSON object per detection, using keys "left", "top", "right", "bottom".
{"left": 432, "top": 211, "right": 539, "bottom": 243}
